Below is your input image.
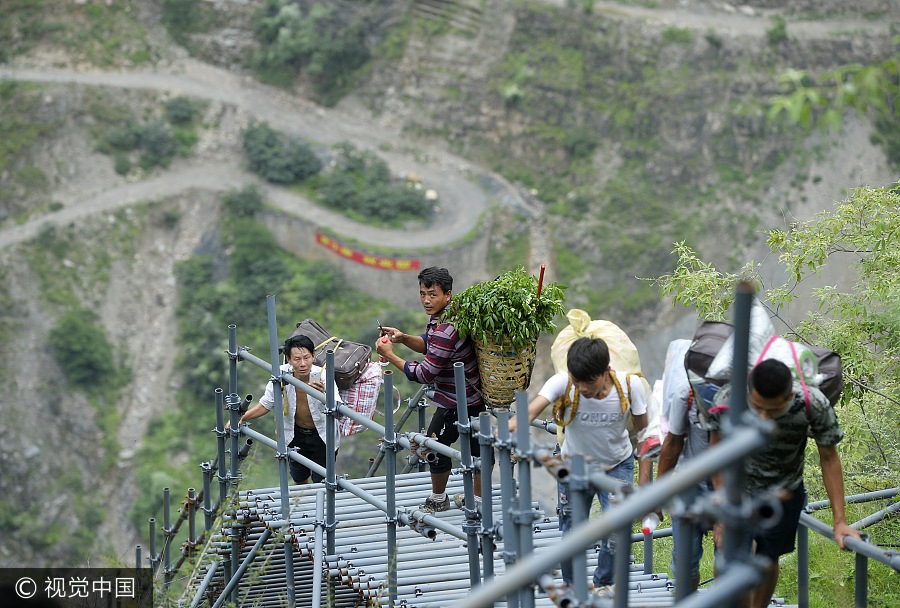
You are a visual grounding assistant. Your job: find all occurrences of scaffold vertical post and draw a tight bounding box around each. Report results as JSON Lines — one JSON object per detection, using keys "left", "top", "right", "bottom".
{"left": 514, "top": 390, "right": 536, "bottom": 608}
{"left": 264, "top": 295, "right": 295, "bottom": 607}
{"left": 723, "top": 281, "right": 754, "bottom": 571}
{"left": 855, "top": 533, "right": 869, "bottom": 608}
{"left": 454, "top": 361, "right": 481, "bottom": 586}
{"left": 569, "top": 455, "right": 590, "bottom": 602}
{"left": 384, "top": 369, "right": 398, "bottom": 608}
{"left": 798, "top": 491, "right": 810, "bottom": 608}
{"left": 496, "top": 409, "right": 520, "bottom": 608}
{"left": 325, "top": 347, "right": 337, "bottom": 608}
{"left": 479, "top": 412, "right": 496, "bottom": 582}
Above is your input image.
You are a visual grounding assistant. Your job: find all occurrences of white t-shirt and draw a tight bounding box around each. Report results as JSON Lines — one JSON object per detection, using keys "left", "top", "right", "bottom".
{"left": 538, "top": 370, "right": 646, "bottom": 469}
{"left": 259, "top": 364, "right": 342, "bottom": 448}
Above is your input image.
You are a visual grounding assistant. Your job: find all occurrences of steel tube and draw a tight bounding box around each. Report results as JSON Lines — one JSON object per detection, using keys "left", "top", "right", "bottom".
{"left": 239, "top": 347, "right": 463, "bottom": 462}
{"left": 189, "top": 561, "right": 219, "bottom": 608}
{"left": 455, "top": 425, "right": 768, "bottom": 607}
{"left": 799, "top": 512, "right": 900, "bottom": 570}
{"left": 384, "top": 369, "right": 398, "bottom": 608}
{"left": 568, "top": 455, "right": 589, "bottom": 602}
{"left": 210, "top": 528, "right": 273, "bottom": 608}
{"left": 806, "top": 488, "right": 898, "bottom": 511}
{"left": 239, "top": 426, "right": 468, "bottom": 541}
{"left": 514, "top": 391, "right": 536, "bottom": 608}
{"left": 851, "top": 500, "right": 900, "bottom": 530}
{"left": 479, "top": 412, "right": 496, "bottom": 582}
{"left": 798, "top": 496, "right": 809, "bottom": 608}
{"left": 671, "top": 562, "right": 761, "bottom": 608}
{"left": 855, "top": 534, "right": 868, "bottom": 608}
{"left": 453, "top": 362, "right": 481, "bottom": 587}
{"left": 313, "top": 491, "right": 325, "bottom": 608}
{"left": 495, "top": 409, "right": 520, "bottom": 608}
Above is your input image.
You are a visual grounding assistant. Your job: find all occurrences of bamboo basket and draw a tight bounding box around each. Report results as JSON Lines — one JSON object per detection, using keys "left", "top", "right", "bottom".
{"left": 473, "top": 337, "right": 537, "bottom": 408}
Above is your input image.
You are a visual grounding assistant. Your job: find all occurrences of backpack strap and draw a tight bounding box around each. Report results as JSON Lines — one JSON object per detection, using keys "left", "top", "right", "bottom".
{"left": 755, "top": 336, "right": 811, "bottom": 418}
{"left": 788, "top": 341, "right": 812, "bottom": 418}
{"left": 552, "top": 380, "right": 579, "bottom": 428}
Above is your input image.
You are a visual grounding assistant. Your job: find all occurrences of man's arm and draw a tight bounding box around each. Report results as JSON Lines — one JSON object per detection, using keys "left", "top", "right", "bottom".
{"left": 507, "top": 395, "right": 552, "bottom": 434}
{"left": 381, "top": 325, "right": 426, "bottom": 353}
{"left": 225, "top": 401, "right": 270, "bottom": 430}
{"left": 632, "top": 412, "right": 651, "bottom": 485}
{"left": 657, "top": 432, "right": 686, "bottom": 478}
{"left": 818, "top": 444, "right": 862, "bottom": 550}
{"left": 708, "top": 430, "right": 723, "bottom": 490}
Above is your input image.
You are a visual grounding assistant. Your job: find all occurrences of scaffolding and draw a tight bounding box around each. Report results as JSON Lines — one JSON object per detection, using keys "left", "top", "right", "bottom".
{"left": 143, "top": 288, "right": 900, "bottom": 607}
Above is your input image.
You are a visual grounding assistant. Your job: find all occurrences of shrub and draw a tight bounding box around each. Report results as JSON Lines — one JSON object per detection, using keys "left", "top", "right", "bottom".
{"left": 223, "top": 185, "right": 264, "bottom": 218}
{"left": 51, "top": 307, "right": 117, "bottom": 391}
{"left": 241, "top": 122, "right": 322, "bottom": 184}
{"left": 138, "top": 120, "right": 176, "bottom": 169}
{"left": 165, "top": 96, "right": 195, "bottom": 125}
{"left": 113, "top": 153, "right": 131, "bottom": 176}
{"left": 766, "top": 16, "right": 788, "bottom": 45}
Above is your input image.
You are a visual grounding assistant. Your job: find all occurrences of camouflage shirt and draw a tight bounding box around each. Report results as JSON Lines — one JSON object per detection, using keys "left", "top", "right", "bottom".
{"left": 707, "top": 383, "right": 843, "bottom": 493}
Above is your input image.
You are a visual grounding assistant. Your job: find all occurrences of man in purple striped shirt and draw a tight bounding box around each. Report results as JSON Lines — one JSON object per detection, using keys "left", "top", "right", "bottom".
{"left": 376, "top": 267, "right": 486, "bottom": 513}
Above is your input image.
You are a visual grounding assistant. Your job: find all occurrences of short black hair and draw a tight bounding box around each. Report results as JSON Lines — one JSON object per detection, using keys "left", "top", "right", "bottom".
{"left": 283, "top": 334, "right": 315, "bottom": 359}
{"left": 749, "top": 359, "right": 794, "bottom": 399}
{"left": 566, "top": 337, "right": 610, "bottom": 382}
{"left": 418, "top": 266, "right": 453, "bottom": 292}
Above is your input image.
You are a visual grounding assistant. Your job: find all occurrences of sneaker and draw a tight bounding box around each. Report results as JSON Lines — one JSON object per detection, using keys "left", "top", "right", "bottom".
{"left": 419, "top": 495, "right": 450, "bottom": 513}
{"left": 592, "top": 584, "right": 614, "bottom": 599}
{"left": 453, "top": 493, "right": 483, "bottom": 509}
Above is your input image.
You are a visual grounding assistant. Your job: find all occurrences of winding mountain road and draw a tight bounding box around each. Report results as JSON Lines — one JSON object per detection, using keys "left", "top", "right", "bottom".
{"left": 0, "top": 59, "right": 538, "bottom": 252}
{"left": 0, "top": 1, "right": 892, "bottom": 253}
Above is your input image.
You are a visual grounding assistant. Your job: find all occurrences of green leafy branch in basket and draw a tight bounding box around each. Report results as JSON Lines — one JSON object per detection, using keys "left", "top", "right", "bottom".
{"left": 444, "top": 267, "right": 567, "bottom": 349}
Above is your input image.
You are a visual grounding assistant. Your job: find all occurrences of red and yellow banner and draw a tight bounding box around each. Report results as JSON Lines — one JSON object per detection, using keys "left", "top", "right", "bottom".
{"left": 316, "top": 232, "right": 421, "bottom": 271}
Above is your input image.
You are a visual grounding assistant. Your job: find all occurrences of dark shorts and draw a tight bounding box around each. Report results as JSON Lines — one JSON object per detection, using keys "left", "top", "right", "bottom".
{"left": 754, "top": 483, "right": 806, "bottom": 560}
{"left": 287, "top": 425, "right": 336, "bottom": 484}
{"left": 426, "top": 405, "right": 486, "bottom": 474}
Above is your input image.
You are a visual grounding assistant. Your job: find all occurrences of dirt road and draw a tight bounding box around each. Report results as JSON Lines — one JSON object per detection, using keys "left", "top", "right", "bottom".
{"left": 0, "top": 58, "right": 516, "bottom": 252}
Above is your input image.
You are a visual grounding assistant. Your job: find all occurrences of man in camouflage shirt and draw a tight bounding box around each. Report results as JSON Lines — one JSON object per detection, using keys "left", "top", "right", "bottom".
{"left": 707, "top": 359, "right": 860, "bottom": 608}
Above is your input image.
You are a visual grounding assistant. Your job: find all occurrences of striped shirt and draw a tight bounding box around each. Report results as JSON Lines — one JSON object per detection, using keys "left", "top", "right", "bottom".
{"left": 404, "top": 315, "right": 483, "bottom": 410}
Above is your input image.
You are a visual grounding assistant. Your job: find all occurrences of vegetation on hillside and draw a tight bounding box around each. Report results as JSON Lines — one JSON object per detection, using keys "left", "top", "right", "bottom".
{"left": 250, "top": 0, "right": 371, "bottom": 104}
{"left": 239, "top": 128, "right": 436, "bottom": 226}
{"left": 0, "top": 0, "right": 154, "bottom": 66}
{"left": 768, "top": 41, "right": 900, "bottom": 168}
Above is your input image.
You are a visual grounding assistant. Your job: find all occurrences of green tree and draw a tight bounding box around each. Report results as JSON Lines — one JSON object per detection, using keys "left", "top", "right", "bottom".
{"left": 767, "top": 45, "right": 899, "bottom": 165}
{"left": 223, "top": 184, "right": 264, "bottom": 218}
{"left": 165, "top": 96, "right": 196, "bottom": 125}
{"left": 138, "top": 120, "right": 176, "bottom": 169}
{"left": 51, "top": 307, "right": 118, "bottom": 391}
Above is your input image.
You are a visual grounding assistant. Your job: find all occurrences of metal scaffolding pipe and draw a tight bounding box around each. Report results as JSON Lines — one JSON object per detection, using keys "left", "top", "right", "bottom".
{"left": 670, "top": 562, "right": 762, "bottom": 608}
{"left": 238, "top": 346, "right": 463, "bottom": 463}
{"left": 851, "top": 499, "right": 900, "bottom": 531}
{"left": 384, "top": 369, "right": 399, "bottom": 608}
{"left": 806, "top": 487, "right": 898, "bottom": 511}
{"left": 210, "top": 528, "right": 273, "bottom": 608}
{"left": 313, "top": 490, "right": 325, "bottom": 608}
{"left": 455, "top": 425, "right": 768, "bottom": 607}
{"left": 189, "top": 560, "right": 219, "bottom": 608}
{"left": 799, "top": 512, "right": 900, "bottom": 570}
{"left": 239, "top": 426, "right": 468, "bottom": 541}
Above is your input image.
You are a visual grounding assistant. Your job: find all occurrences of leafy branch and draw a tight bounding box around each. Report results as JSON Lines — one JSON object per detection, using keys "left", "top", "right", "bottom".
{"left": 444, "top": 267, "right": 566, "bottom": 349}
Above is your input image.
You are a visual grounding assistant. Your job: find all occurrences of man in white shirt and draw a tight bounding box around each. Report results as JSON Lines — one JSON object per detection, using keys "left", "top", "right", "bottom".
{"left": 237, "top": 334, "right": 342, "bottom": 484}
{"left": 511, "top": 337, "right": 650, "bottom": 596}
